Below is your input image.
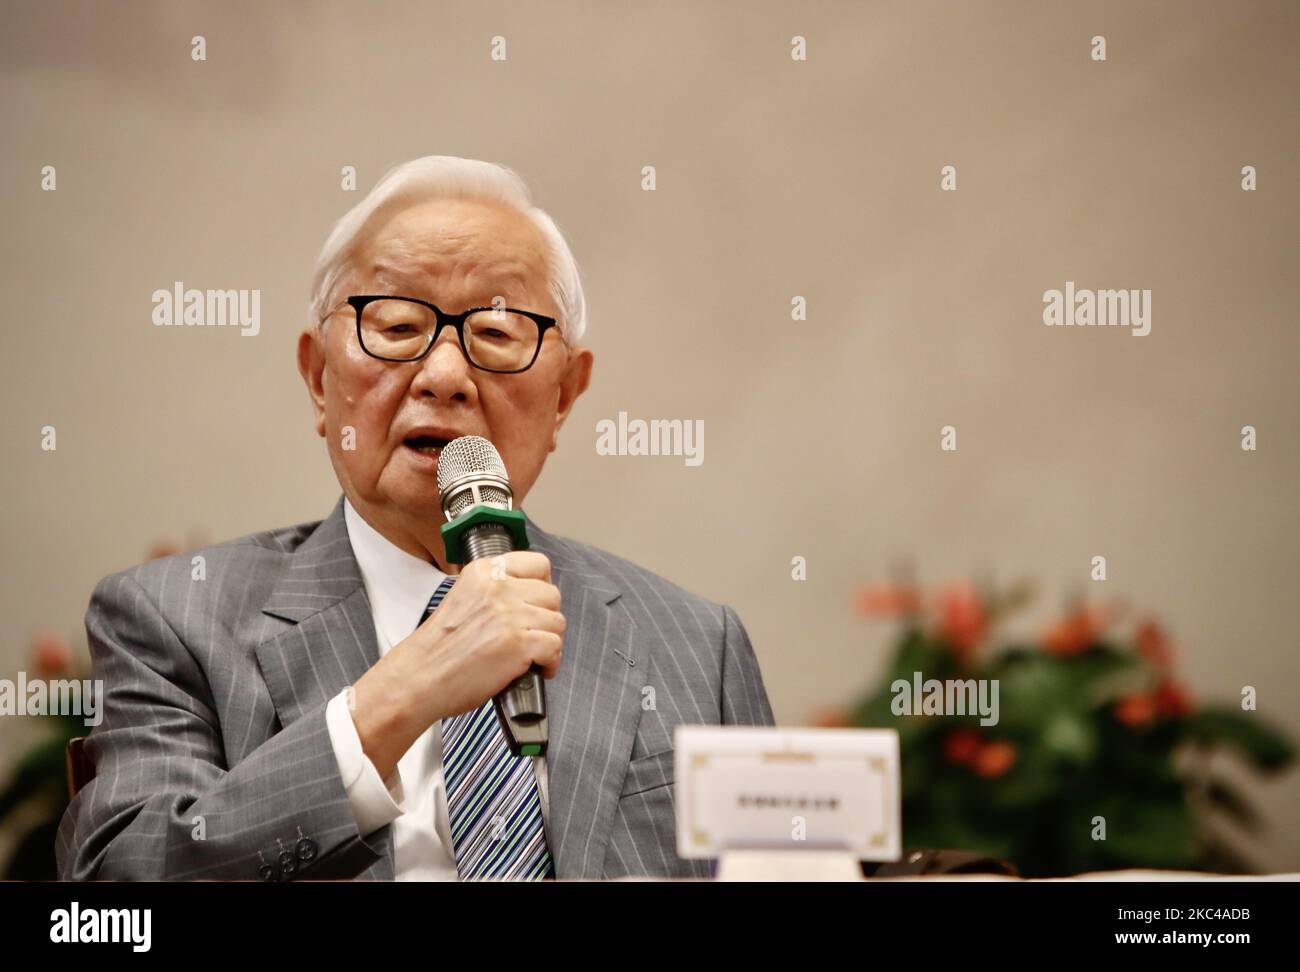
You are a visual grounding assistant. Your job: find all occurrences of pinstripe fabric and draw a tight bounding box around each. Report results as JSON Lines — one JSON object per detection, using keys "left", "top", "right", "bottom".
{"left": 424, "top": 577, "right": 554, "bottom": 879}
{"left": 55, "top": 495, "right": 775, "bottom": 880}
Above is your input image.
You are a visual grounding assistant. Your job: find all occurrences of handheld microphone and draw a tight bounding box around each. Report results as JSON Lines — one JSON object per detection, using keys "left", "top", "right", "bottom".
{"left": 437, "top": 435, "right": 547, "bottom": 757}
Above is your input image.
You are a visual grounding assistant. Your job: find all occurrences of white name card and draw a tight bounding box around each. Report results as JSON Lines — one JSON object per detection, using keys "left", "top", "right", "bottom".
{"left": 673, "top": 726, "right": 901, "bottom": 861}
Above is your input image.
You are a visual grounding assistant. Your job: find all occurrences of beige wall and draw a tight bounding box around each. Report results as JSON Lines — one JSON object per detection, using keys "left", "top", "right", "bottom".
{"left": 2, "top": 0, "right": 1297, "bottom": 868}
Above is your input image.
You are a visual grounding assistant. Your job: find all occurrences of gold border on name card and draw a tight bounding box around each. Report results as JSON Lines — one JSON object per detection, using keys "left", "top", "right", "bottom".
{"left": 685, "top": 748, "right": 894, "bottom": 854}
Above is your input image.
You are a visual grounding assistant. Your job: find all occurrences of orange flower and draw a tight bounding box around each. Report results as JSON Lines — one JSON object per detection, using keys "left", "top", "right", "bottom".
{"left": 854, "top": 584, "right": 921, "bottom": 618}
{"left": 1135, "top": 620, "right": 1173, "bottom": 669}
{"left": 973, "top": 739, "right": 1017, "bottom": 778}
{"left": 32, "top": 633, "right": 73, "bottom": 677}
{"left": 809, "top": 707, "right": 852, "bottom": 728}
{"left": 937, "top": 581, "right": 987, "bottom": 658}
{"left": 1114, "top": 693, "right": 1157, "bottom": 728}
{"left": 1153, "top": 680, "right": 1192, "bottom": 718}
{"left": 1042, "top": 606, "right": 1113, "bottom": 656}
{"left": 943, "top": 728, "right": 982, "bottom": 766}
{"left": 148, "top": 540, "right": 181, "bottom": 560}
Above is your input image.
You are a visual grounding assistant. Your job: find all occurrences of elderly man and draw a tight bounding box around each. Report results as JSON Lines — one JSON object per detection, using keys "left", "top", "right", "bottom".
{"left": 56, "top": 155, "right": 774, "bottom": 881}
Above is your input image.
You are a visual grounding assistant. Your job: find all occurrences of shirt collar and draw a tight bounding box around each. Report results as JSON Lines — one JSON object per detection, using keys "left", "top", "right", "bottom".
{"left": 343, "top": 497, "right": 447, "bottom": 650}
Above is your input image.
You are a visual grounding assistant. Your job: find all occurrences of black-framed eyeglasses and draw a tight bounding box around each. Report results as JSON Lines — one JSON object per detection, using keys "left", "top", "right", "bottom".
{"left": 320, "top": 295, "right": 559, "bottom": 374}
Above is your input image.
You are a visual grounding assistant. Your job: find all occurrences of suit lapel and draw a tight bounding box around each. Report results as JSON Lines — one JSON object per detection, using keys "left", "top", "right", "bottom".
{"left": 256, "top": 497, "right": 378, "bottom": 724}
{"left": 524, "top": 511, "right": 644, "bottom": 879}
{"left": 254, "top": 497, "right": 395, "bottom": 877}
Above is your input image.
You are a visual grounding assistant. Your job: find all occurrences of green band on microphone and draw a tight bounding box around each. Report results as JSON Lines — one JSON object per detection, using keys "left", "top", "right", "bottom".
{"left": 440, "top": 504, "right": 531, "bottom": 565}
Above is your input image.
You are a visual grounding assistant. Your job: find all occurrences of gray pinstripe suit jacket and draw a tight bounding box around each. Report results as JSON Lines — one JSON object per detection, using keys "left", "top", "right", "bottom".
{"left": 55, "top": 497, "right": 775, "bottom": 880}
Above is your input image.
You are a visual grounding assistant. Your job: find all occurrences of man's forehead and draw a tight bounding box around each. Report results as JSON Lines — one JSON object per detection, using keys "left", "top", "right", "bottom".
{"left": 356, "top": 199, "right": 551, "bottom": 301}
{"left": 367, "top": 259, "right": 533, "bottom": 295}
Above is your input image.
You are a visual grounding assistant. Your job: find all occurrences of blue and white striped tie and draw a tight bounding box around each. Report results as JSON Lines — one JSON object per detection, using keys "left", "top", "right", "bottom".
{"left": 421, "top": 576, "right": 555, "bottom": 880}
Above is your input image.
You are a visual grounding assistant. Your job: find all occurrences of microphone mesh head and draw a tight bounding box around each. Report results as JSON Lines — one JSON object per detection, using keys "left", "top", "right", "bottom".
{"left": 438, "top": 435, "right": 507, "bottom": 489}
{"left": 438, "top": 435, "right": 512, "bottom": 517}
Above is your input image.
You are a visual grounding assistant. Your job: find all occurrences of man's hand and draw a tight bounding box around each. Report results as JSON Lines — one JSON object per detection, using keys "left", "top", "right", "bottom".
{"left": 348, "top": 551, "right": 565, "bottom": 781}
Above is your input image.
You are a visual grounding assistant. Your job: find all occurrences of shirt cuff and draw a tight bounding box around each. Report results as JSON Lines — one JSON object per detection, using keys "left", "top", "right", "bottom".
{"left": 326, "top": 688, "right": 406, "bottom": 836}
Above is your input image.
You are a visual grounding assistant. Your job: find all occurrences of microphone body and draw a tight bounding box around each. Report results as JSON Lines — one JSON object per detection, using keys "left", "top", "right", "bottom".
{"left": 437, "top": 436, "right": 548, "bottom": 757}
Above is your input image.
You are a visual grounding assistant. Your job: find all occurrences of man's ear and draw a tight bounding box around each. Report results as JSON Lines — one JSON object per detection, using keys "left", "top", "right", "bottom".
{"left": 550, "top": 344, "right": 594, "bottom": 452}
{"left": 297, "top": 326, "right": 328, "bottom": 437}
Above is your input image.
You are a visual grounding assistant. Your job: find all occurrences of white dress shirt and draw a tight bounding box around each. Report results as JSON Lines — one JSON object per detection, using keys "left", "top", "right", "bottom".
{"left": 324, "top": 499, "right": 460, "bottom": 880}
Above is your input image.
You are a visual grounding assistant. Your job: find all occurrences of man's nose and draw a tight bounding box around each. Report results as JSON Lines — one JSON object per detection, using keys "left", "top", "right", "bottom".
{"left": 410, "top": 328, "right": 477, "bottom": 399}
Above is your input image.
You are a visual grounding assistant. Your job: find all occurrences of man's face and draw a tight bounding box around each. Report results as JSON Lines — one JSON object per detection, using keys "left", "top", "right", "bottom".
{"left": 298, "top": 197, "right": 593, "bottom": 558}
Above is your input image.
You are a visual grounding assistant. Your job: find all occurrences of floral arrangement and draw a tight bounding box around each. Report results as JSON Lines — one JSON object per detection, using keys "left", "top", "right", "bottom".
{"left": 814, "top": 577, "right": 1295, "bottom": 877}
{"left": 0, "top": 633, "right": 87, "bottom": 878}
{"left": 0, "top": 537, "right": 202, "bottom": 879}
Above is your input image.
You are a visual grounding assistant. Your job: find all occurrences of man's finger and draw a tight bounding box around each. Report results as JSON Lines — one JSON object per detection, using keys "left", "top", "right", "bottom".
{"left": 498, "top": 550, "right": 551, "bottom": 581}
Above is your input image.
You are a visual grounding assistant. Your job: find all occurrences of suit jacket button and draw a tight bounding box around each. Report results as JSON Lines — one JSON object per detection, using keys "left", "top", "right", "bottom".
{"left": 258, "top": 863, "right": 277, "bottom": 882}
{"left": 296, "top": 838, "right": 318, "bottom": 863}
{"left": 278, "top": 850, "right": 297, "bottom": 875}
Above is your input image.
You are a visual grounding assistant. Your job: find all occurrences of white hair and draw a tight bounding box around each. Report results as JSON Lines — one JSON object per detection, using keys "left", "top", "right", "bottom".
{"left": 309, "top": 156, "right": 586, "bottom": 343}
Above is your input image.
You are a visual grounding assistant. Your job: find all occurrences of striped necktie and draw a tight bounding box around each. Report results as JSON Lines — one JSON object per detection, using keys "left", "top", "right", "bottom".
{"left": 420, "top": 575, "right": 555, "bottom": 880}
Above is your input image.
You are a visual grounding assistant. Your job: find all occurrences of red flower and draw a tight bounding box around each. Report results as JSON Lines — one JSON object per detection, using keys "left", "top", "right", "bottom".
{"left": 1114, "top": 693, "right": 1157, "bottom": 728}
{"left": 937, "top": 581, "right": 987, "bottom": 659}
{"left": 854, "top": 584, "right": 921, "bottom": 618}
{"left": 973, "top": 739, "right": 1017, "bottom": 778}
{"left": 1135, "top": 620, "right": 1173, "bottom": 669}
{"left": 943, "top": 728, "right": 982, "bottom": 766}
{"left": 32, "top": 633, "right": 73, "bottom": 677}
{"left": 1153, "top": 680, "right": 1192, "bottom": 718}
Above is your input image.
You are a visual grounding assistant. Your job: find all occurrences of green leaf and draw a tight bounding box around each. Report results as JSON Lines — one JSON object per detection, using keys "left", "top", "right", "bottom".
{"left": 983, "top": 756, "right": 1061, "bottom": 809}
{"left": 1091, "top": 797, "right": 1199, "bottom": 869}
{"left": 3, "top": 819, "right": 61, "bottom": 880}
{"left": 1067, "top": 648, "right": 1148, "bottom": 705}
{"left": 887, "top": 630, "right": 957, "bottom": 684}
{"left": 1183, "top": 709, "right": 1295, "bottom": 771}
{"left": 986, "top": 655, "right": 1078, "bottom": 732}
{"left": 924, "top": 782, "right": 1020, "bottom": 861}
{"left": 1097, "top": 721, "right": 1181, "bottom": 789}
{"left": 0, "top": 735, "right": 69, "bottom": 822}
{"left": 1204, "top": 780, "right": 1262, "bottom": 831}
{"left": 1041, "top": 712, "right": 1098, "bottom": 766}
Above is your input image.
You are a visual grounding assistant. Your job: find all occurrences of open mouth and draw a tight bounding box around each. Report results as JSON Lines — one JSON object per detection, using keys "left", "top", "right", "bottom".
{"left": 404, "top": 435, "right": 451, "bottom": 455}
